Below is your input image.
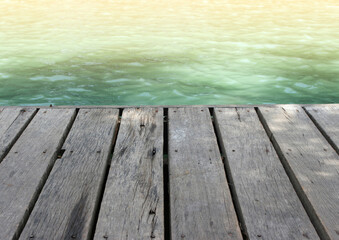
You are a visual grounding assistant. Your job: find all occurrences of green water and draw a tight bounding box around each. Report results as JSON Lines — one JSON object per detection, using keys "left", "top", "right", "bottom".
{"left": 0, "top": 0, "right": 338, "bottom": 106}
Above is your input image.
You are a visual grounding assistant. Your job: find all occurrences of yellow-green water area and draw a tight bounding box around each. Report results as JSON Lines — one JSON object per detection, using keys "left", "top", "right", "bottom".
{"left": 0, "top": 0, "right": 338, "bottom": 106}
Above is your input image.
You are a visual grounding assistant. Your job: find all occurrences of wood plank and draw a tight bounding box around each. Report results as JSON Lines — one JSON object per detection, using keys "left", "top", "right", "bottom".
{"left": 0, "top": 109, "right": 76, "bottom": 240}
{"left": 168, "top": 107, "right": 242, "bottom": 239}
{"left": 19, "top": 109, "right": 119, "bottom": 240}
{"left": 214, "top": 107, "right": 319, "bottom": 239}
{"left": 94, "top": 108, "right": 164, "bottom": 240}
{"left": 304, "top": 105, "right": 339, "bottom": 153}
{"left": 258, "top": 105, "right": 339, "bottom": 240}
{"left": 0, "top": 107, "right": 37, "bottom": 162}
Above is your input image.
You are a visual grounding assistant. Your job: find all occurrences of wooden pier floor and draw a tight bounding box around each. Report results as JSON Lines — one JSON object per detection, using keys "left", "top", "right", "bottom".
{"left": 0, "top": 105, "right": 338, "bottom": 240}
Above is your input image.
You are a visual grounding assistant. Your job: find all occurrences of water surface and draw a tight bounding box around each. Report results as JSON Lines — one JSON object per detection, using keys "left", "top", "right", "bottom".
{"left": 0, "top": 0, "right": 338, "bottom": 105}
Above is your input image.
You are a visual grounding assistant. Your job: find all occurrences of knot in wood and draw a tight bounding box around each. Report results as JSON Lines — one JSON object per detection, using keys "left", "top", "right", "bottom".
{"left": 149, "top": 209, "right": 156, "bottom": 215}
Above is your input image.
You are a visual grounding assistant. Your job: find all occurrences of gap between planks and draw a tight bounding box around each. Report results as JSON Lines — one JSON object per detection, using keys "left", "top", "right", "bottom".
{"left": 89, "top": 108, "right": 123, "bottom": 240}
{"left": 0, "top": 108, "right": 79, "bottom": 240}
{"left": 303, "top": 106, "right": 339, "bottom": 155}
{"left": 255, "top": 107, "right": 333, "bottom": 240}
{"left": 209, "top": 108, "right": 250, "bottom": 240}
{"left": 1, "top": 105, "right": 337, "bottom": 240}
{"left": 163, "top": 108, "right": 171, "bottom": 240}
{"left": 17, "top": 108, "right": 80, "bottom": 240}
{"left": 0, "top": 108, "right": 38, "bottom": 163}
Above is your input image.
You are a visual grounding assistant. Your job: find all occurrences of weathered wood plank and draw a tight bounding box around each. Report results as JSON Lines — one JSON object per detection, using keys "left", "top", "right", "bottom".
{"left": 258, "top": 105, "right": 339, "bottom": 240}
{"left": 0, "top": 109, "right": 76, "bottom": 240}
{"left": 94, "top": 108, "right": 164, "bottom": 240}
{"left": 168, "top": 107, "right": 242, "bottom": 239}
{"left": 304, "top": 105, "right": 339, "bottom": 154}
{"left": 214, "top": 107, "right": 319, "bottom": 240}
{"left": 0, "top": 107, "right": 37, "bottom": 162}
{"left": 19, "top": 109, "right": 119, "bottom": 240}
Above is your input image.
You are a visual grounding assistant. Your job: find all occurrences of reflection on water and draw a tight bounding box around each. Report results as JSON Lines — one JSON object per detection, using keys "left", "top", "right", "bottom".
{"left": 0, "top": 0, "right": 338, "bottom": 105}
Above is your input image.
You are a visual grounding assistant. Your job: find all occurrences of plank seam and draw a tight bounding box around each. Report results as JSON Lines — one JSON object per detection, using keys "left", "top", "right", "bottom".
{"left": 89, "top": 108, "right": 123, "bottom": 240}
{"left": 303, "top": 107, "right": 339, "bottom": 155}
{"left": 15, "top": 108, "right": 80, "bottom": 240}
{"left": 210, "top": 107, "right": 248, "bottom": 240}
{"left": 163, "top": 108, "right": 171, "bottom": 240}
{"left": 255, "top": 107, "right": 330, "bottom": 240}
{"left": 0, "top": 108, "right": 39, "bottom": 163}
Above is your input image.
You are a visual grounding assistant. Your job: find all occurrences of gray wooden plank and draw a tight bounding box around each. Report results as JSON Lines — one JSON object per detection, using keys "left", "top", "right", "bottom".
{"left": 0, "top": 109, "right": 76, "bottom": 240}
{"left": 0, "top": 107, "right": 37, "bottom": 162}
{"left": 305, "top": 105, "right": 339, "bottom": 154}
{"left": 19, "top": 109, "right": 119, "bottom": 240}
{"left": 168, "top": 107, "right": 242, "bottom": 240}
{"left": 214, "top": 107, "right": 319, "bottom": 240}
{"left": 258, "top": 105, "right": 339, "bottom": 240}
{"left": 94, "top": 108, "right": 164, "bottom": 240}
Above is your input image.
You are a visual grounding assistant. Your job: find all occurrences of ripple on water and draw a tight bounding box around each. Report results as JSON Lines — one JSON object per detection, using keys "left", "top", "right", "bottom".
{"left": 67, "top": 88, "right": 90, "bottom": 92}
{"left": 30, "top": 75, "right": 75, "bottom": 81}
{"left": 294, "top": 82, "right": 315, "bottom": 89}
{"left": 138, "top": 92, "right": 152, "bottom": 97}
{"left": 284, "top": 87, "right": 298, "bottom": 94}
{"left": 0, "top": 73, "right": 10, "bottom": 79}
{"left": 126, "top": 62, "right": 144, "bottom": 67}
{"left": 30, "top": 95, "right": 45, "bottom": 100}
{"left": 275, "top": 76, "right": 290, "bottom": 81}
{"left": 172, "top": 89, "right": 198, "bottom": 100}
{"left": 83, "top": 62, "right": 102, "bottom": 65}
{"left": 106, "top": 78, "right": 129, "bottom": 83}
{"left": 46, "top": 96, "right": 72, "bottom": 101}
{"left": 0, "top": 0, "right": 338, "bottom": 106}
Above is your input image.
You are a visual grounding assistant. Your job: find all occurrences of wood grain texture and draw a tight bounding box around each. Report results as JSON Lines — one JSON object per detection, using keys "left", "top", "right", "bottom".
{"left": 258, "top": 105, "right": 339, "bottom": 240}
{"left": 94, "top": 108, "right": 164, "bottom": 240}
{"left": 0, "top": 107, "right": 37, "bottom": 162}
{"left": 168, "top": 107, "right": 242, "bottom": 240}
{"left": 19, "top": 109, "right": 119, "bottom": 240}
{"left": 304, "top": 105, "right": 339, "bottom": 153}
{"left": 214, "top": 107, "right": 319, "bottom": 240}
{"left": 0, "top": 109, "right": 76, "bottom": 240}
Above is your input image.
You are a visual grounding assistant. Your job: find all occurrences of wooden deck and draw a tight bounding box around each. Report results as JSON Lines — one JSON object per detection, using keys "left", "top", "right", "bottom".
{"left": 0, "top": 104, "right": 338, "bottom": 240}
